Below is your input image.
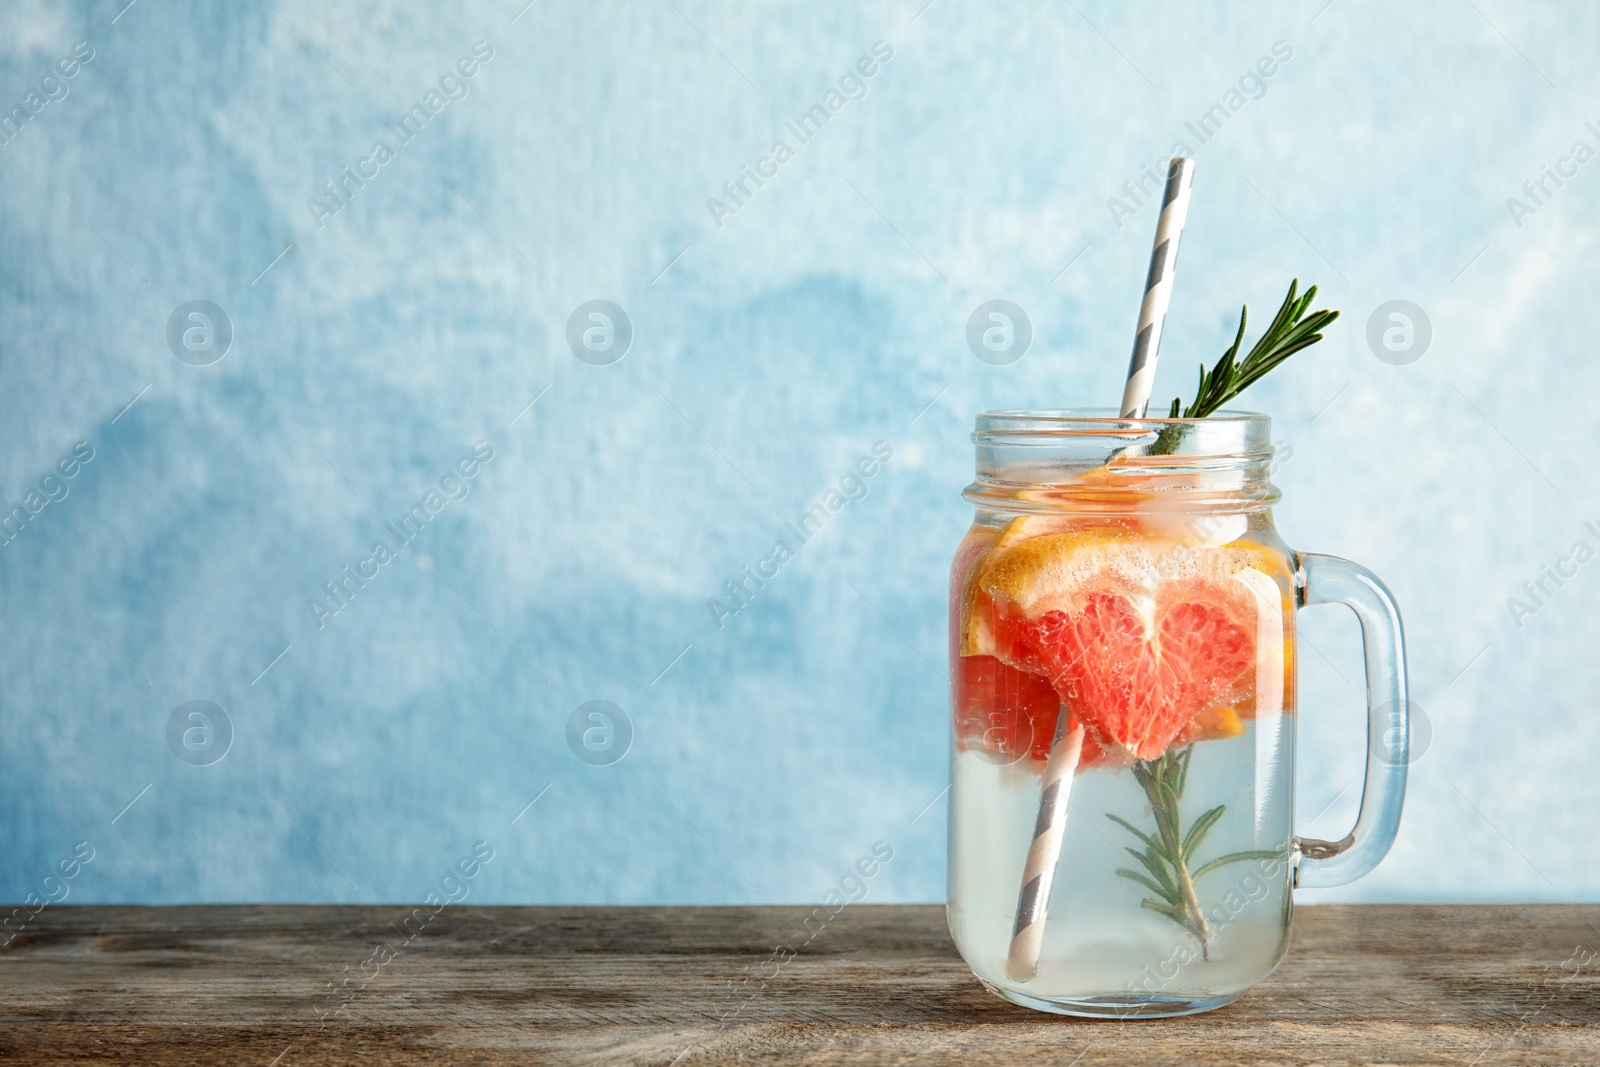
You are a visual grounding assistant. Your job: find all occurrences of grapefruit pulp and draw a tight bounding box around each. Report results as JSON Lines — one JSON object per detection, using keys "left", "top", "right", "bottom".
{"left": 952, "top": 654, "right": 1110, "bottom": 767}
{"left": 963, "top": 524, "right": 1283, "bottom": 762}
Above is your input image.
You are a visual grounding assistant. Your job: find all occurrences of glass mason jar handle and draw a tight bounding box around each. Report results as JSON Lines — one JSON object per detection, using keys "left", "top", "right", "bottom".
{"left": 1292, "top": 552, "right": 1410, "bottom": 889}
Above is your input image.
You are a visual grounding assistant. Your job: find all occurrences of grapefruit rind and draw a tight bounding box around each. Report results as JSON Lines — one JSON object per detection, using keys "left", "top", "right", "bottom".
{"left": 959, "top": 517, "right": 1130, "bottom": 657}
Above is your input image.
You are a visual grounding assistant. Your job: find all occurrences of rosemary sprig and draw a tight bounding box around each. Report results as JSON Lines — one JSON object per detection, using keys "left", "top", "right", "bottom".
{"left": 1149, "top": 279, "right": 1339, "bottom": 454}
{"left": 1102, "top": 278, "right": 1334, "bottom": 956}
{"left": 1108, "top": 746, "right": 1279, "bottom": 958}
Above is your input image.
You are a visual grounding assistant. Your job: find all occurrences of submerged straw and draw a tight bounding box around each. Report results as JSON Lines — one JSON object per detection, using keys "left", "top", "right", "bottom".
{"left": 1005, "top": 159, "right": 1197, "bottom": 984}
{"left": 1119, "top": 157, "right": 1196, "bottom": 418}
{"left": 1005, "top": 713, "right": 1084, "bottom": 983}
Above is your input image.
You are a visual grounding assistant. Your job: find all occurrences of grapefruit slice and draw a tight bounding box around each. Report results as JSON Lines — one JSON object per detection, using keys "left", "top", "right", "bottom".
{"left": 972, "top": 531, "right": 1283, "bottom": 761}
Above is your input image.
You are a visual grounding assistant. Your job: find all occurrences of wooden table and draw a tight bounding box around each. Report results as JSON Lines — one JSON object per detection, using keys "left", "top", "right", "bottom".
{"left": 1, "top": 904, "right": 1596, "bottom": 1064}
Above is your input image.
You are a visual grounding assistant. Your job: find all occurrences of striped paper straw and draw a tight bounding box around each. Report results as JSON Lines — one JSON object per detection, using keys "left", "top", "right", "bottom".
{"left": 1005, "top": 713, "right": 1085, "bottom": 983}
{"left": 1119, "top": 157, "right": 1196, "bottom": 419}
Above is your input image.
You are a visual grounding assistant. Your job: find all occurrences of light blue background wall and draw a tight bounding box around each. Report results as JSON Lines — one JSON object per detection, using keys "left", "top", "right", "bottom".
{"left": 1, "top": 0, "right": 1594, "bottom": 906}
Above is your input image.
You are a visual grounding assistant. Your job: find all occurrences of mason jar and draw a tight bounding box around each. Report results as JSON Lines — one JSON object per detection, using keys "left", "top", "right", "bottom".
{"left": 947, "top": 410, "right": 1408, "bottom": 1017}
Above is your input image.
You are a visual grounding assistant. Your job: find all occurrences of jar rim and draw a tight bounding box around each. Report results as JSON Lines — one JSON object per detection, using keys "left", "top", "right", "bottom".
{"left": 967, "top": 408, "right": 1278, "bottom": 512}
{"left": 974, "top": 408, "right": 1266, "bottom": 434}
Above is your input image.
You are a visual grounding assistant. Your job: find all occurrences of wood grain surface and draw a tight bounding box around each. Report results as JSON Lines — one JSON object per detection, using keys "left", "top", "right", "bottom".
{"left": 0, "top": 904, "right": 1596, "bottom": 1065}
